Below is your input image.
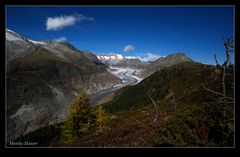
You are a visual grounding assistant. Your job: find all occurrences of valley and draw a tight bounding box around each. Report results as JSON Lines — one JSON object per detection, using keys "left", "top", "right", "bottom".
{"left": 5, "top": 29, "right": 234, "bottom": 148}
{"left": 90, "top": 66, "right": 142, "bottom": 106}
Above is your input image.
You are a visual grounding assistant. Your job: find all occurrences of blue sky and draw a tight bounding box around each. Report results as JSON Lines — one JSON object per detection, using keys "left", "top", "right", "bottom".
{"left": 6, "top": 6, "right": 234, "bottom": 64}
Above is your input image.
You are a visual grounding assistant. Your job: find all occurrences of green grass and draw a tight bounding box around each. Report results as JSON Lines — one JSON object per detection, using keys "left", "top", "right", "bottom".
{"left": 103, "top": 62, "right": 221, "bottom": 113}
{"left": 102, "top": 61, "right": 234, "bottom": 147}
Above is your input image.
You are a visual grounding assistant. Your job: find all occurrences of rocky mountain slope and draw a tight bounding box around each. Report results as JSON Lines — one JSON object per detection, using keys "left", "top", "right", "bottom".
{"left": 6, "top": 29, "right": 35, "bottom": 62}
{"left": 6, "top": 29, "right": 121, "bottom": 141}
{"left": 140, "top": 53, "right": 193, "bottom": 78}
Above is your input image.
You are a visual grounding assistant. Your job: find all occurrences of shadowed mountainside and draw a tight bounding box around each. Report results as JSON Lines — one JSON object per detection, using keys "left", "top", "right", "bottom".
{"left": 6, "top": 29, "right": 121, "bottom": 141}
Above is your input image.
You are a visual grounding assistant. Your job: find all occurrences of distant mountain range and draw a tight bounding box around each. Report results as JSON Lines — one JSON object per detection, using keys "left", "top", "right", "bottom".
{"left": 96, "top": 53, "right": 193, "bottom": 78}
{"left": 96, "top": 53, "right": 149, "bottom": 69}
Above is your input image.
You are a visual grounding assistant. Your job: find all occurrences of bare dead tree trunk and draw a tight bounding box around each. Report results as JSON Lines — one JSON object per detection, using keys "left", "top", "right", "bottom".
{"left": 201, "top": 84, "right": 233, "bottom": 100}
{"left": 208, "top": 38, "right": 234, "bottom": 122}
{"left": 223, "top": 38, "right": 231, "bottom": 68}
{"left": 148, "top": 94, "right": 159, "bottom": 125}
{"left": 214, "top": 54, "right": 220, "bottom": 67}
{"left": 222, "top": 38, "right": 232, "bottom": 120}
{"left": 222, "top": 66, "right": 226, "bottom": 119}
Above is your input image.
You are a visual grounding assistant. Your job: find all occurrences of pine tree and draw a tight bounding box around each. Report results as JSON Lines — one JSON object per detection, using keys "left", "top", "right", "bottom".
{"left": 95, "top": 106, "right": 108, "bottom": 132}
{"left": 61, "top": 92, "right": 109, "bottom": 143}
{"left": 61, "top": 92, "right": 95, "bottom": 143}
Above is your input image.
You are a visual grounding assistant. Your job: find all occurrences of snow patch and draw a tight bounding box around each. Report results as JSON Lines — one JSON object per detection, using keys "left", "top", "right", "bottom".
{"left": 28, "top": 39, "right": 46, "bottom": 45}
{"left": 115, "top": 54, "right": 124, "bottom": 60}
{"left": 6, "top": 29, "right": 17, "bottom": 34}
{"left": 97, "top": 53, "right": 124, "bottom": 61}
{"left": 6, "top": 32, "right": 23, "bottom": 41}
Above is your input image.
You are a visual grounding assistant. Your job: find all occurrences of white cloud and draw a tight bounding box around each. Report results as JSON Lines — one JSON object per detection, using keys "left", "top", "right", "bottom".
{"left": 125, "top": 56, "right": 139, "bottom": 59}
{"left": 54, "top": 37, "right": 67, "bottom": 42}
{"left": 141, "top": 53, "right": 162, "bottom": 62}
{"left": 123, "top": 44, "right": 135, "bottom": 52}
{"left": 46, "top": 14, "right": 94, "bottom": 31}
{"left": 126, "top": 52, "right": 163, "bottom": 62}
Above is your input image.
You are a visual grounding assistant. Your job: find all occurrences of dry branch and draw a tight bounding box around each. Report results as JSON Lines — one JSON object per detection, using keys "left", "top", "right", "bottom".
{"left": 201, "top": 84, "right": 234, "bottom": 100}
{"left": 148, "top": 94, "right": 159, "bottom": 124}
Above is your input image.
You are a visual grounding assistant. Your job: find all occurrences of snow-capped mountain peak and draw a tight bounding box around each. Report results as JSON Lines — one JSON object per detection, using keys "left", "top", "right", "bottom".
{"left": 6, "top": 29, "right": 25, "bottom": 41}
{"left": 6, "top": 29, "right": 46, "bottom": 45}
{"left": 96, "top": 53, "right": 125, "bottom": 65}
{"left": 97, "top": 53, "right": 124, "bottom": 61}
{"left": 96, "top": 53, "right": 148, "bottom": 68}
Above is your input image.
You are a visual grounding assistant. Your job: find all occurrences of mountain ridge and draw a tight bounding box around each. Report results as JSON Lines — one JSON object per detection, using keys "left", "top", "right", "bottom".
{"left": 6, "top": 29, "right": 121, "bottom": 141}
{"left": 140, "top": 52, "right": 193, "bottom": 78}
